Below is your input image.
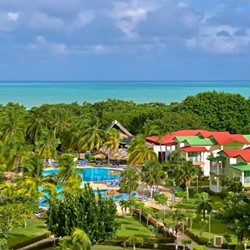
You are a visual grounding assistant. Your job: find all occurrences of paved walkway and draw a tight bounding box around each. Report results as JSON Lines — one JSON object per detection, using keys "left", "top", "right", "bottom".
{"left": 17, "top": 236, "right": 56, "bottom": 250}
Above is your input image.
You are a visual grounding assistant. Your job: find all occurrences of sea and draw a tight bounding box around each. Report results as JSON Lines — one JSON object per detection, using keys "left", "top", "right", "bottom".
{"left": 0, "top": 81, "right": 250, "bottom": 108}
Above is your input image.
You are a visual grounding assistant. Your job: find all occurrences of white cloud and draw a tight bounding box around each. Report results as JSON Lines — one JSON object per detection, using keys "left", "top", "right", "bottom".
{"left": 28, "top": 12, "right": 64, "bottom": 31}
{"left": 30, "top": 36, "right": 68, "bottom": 54}
{"left": 6, "top": 12, "right": 19, "bottom": 21}
{"left": 110, "top": 0, "right": 162, "bottom": 39}
{"left": 186, "top": 25, "right": 250, "bottom": 54}
{"left": 78, "top": 11, "right": 94, "bottom": 27}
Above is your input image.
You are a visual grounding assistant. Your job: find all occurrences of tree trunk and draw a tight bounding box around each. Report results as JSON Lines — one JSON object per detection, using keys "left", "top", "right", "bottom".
{"left": 186, "top": 181, "right": 189, "bottom": 200}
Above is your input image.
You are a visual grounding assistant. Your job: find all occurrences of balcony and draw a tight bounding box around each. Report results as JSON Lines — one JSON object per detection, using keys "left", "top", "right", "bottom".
{"left": 187, "top": 156, "right": 201, "bottom": 162}
{"left": 210, "top": 166, "right": 225, "bottom": 175}
{"left": 210, "top": 184, "right": 223, "bottom": 193}
{"left": 242, "top": 177, "right": 250, "bottom": 186}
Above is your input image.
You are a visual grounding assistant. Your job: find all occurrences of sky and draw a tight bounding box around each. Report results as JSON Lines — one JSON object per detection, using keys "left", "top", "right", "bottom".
{"left": 1, "top": 0, "right": 250, "bottom": 81}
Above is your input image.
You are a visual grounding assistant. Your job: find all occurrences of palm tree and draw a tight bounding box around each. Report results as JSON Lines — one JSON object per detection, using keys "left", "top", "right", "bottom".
{"left": 123, "top": 236, "right": 143, "bottom": 250}
{"left": 128, "top": 135, "right": 157, "bottom": 166}
{"left": 141, "top": 160, "right": 165, "bottom": 188}
{"left": 58, "top": 228, "right": 92, "bottom": 250}
{"left": 170, "top": 209, "right": 188, "bottom": 235}
{"left": 102, "top": 128, "right": 120, "bottom": 163}
{"left": 175, "top": 160, "right": 199, "bottom": 200}
{"left": 196, "top": 192, "right": 212, "bottom": 219}
{"left": 57, "top": 154, "right": 82, "bottom": 185}
{"left": 36, "top": 130, "right": 58, "bottom": 160}
{"left": 142, "top": 207, "right": 154, "bottom": 226}
{"left": 119, "top": 168, "right": 139, "bottom": 199}
{"left": 0, "top": 104, "right": 27, "bottom": 143}
{"left": 134, "top": 201, "right": 145, "bottom": 221}
{"left": 74, "top": 122, "right": 105, "bottom": 152}
{"left": 27, "top": 108, "right": 48, "bottom": 144}
{"left": 119, "top": 199, "right": 129, "bottom": 215}
{"left": 147, "top": 120, "right": 170, "bottom": 162}
{"left": 3, "top": 137, "right": 32, "bottom": 172}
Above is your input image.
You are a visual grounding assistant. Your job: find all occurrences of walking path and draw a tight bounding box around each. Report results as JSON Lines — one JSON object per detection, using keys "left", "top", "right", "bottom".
{"left": 17, "top": 236, "right": 56, "bottom": 250}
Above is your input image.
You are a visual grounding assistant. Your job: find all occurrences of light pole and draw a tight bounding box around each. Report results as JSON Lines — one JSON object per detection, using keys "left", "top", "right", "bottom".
{"left": 208, "top": 213, "right": 211, "bottom": 244}
{"left": 196, "top": 175, "right": 199, "bottom": 194}
{"left": 205, "top": 210, "right": 211, "bottom": 244}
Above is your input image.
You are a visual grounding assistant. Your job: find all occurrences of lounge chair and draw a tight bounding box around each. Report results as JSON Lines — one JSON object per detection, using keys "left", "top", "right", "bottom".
{"left": 113, "top": 180, "right": 119, "bottom": 187}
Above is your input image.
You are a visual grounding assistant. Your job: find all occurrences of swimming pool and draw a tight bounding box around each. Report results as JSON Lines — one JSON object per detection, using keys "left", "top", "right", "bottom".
{"left": 43, "top": 167, "right": 122, "bottom": 182}
{"left": 39, "top": 188, "right": 137, "bottom": 208}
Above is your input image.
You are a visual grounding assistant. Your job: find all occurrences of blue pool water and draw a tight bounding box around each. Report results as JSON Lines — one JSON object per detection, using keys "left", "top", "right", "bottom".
{"left": 39, "top": 167, "right": 134, "bottom": 208}
{"left": 43, "top": 167, "right": 122, "bottom": 182}
{"left": 39, "top": 188, "right": 136, "bottom": 208}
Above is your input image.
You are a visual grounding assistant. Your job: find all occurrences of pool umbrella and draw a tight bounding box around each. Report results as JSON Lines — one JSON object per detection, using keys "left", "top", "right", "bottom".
{"left": 94, "top": 154, "right": 106, "bottom": 159}
{"left": 105, "top": 189, "right": 121, "bottom": 196}
{"left": 108, "top": 170, "right": 122, "bottom": 176}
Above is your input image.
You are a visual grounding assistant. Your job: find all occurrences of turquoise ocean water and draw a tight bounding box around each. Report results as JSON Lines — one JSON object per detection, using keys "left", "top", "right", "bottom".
{"left": 0, "top": 81, "right": 250, "bottom": 108}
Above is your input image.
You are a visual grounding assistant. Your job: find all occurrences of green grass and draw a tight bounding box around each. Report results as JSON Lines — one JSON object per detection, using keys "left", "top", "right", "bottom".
{"left": 8, "top": 219, "right": 49, "bottom": 247}
{"left": 93, "top": 246, "right": 156, "bottom": 250}
{"left": 44, "top": 246, "right": 157, "bottom": 250}
{"left": 174, "top": 189, "right": 224, "bottom": 210}
{"left": 116, "top": 216, "right": 155, "bottom": 238}
{"left": 190, "top": 216, "right": 238, "bottom": 245}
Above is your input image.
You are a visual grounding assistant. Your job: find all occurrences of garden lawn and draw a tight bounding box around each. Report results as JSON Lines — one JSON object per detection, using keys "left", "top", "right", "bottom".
{"left": 44, "top": 247, "right": 157, "bottom": 250}
{"left": 93, "top": 246, "right": 156, "bottom": 250}
{"left": 174, "top": 191, "right": 224, "bottom": 210}
{"left": 116, "top": 216, "right": 155, "bottom": 238}
{"left": 190, "top": 216, "right": 238, "bottom": 245}
{"left": 8, "top": 219, "right": 49, "bottom": 248}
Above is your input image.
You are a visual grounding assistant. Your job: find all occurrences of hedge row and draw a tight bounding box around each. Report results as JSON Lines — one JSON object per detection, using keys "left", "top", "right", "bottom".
{"left": 185, "top": 229, "right": 207, "bottom": 245}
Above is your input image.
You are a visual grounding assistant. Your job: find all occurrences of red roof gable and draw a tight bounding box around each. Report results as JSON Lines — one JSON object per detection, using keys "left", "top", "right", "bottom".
{"left": 222, "top": 149, "right": 250, "bottom": 162}
{"left": 146, "top": 130, "right": 250, "bottom": 146}
{"left": 222, "top": 149, "right": 244, "bottom": 158}
{"left": 235, "top": 149, "right": 250, "bottom": 162}
{"left": 181, "top": 146, "right": 208, "bottom": 152}
{"left": 146, "top": 130, "right": 210, "bottom": 145}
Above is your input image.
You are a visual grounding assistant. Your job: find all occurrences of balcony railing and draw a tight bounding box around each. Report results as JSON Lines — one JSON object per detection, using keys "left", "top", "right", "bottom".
{"left": 210, "top": 184, "right": 223, "bottom": 193}
{"left": 243, "top": 177, "right": 250, "bottom": 184}
{"left": 210, "top": 167, "right": 225, "bottom": 175}
{"left": 187, "top": 156, "right": 202, "bottom": 162}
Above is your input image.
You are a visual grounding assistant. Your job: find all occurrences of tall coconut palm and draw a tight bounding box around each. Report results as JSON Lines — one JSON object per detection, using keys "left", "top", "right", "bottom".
{"left": 102, "top": 128, "right": 120, "bottom": 163}
{"left": 147, "top": 120, "right": 170, "bottom": 162}
{"left": 0, "top": 105, "right": 27, "bottom": 143}
{"left": 3, "top": 137, "right": 32, "bottom": 172}
{"left": 73, "top": 122, "right": 105, "bottom": 153}
{"left": 57, "top": 154, "right": 82, "bottom": 186}
{"left": 127, "top": 135, "right": 157, "bottom": 166}
{"left": 119, "top": 168, "right": 139, "bottom": 199}
{"left": 27, "top": 108, "right": 48, "bottom": 144}
{"left": 196, "top": 192, "right": 212, "bottom": 219}
{"left": 141, "top": 160, "right": 165, "bottom": 188}
{"left": 58, "top": 228, "right": 92, "bottom": 250}
{"left": 175, "top": 160, "right": 199, "bottom": 200}
{"left": 36, "top": 130, "right": 58, "bottom": 160}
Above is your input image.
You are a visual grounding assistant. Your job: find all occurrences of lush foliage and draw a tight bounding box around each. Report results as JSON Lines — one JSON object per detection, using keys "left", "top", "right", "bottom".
{"left": 46, "top": 184, "right": 120, "bottom": 244}
{"left": 218, "top": 192, "right": 250, "bottom": 241}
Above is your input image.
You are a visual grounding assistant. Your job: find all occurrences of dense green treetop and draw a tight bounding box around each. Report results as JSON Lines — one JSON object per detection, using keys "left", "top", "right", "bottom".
{"left": 46, "top": 183, "right": 120, "bottom": 244}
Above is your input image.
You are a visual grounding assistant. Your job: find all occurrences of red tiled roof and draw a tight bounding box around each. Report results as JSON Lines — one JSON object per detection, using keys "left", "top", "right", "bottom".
{"left": 146, "top": 130, "right": 209, "bottom": 145}
{"left": 146, "top": 130, "right": 250, "bottom": 146}
{"left": 222, "top": 149, "right": 244, "bottom": 158}
{"left": 222, "top": 149, "right": 250, "bottom": 162}
{"left": 235, "top": 149, "right": 250, "bottom": 162}
{"left": 180, "top": 146, "right": 208, "bottom": 152}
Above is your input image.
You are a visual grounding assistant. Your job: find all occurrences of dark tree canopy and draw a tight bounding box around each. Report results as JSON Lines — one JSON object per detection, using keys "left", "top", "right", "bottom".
{"left": 46, "top": 184, "right": 120, "bottom": 244}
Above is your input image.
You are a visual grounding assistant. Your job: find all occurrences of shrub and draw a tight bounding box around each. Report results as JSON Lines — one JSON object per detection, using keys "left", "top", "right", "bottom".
{"left": 193, "top": 245, "right": 206, "bottom": 250}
